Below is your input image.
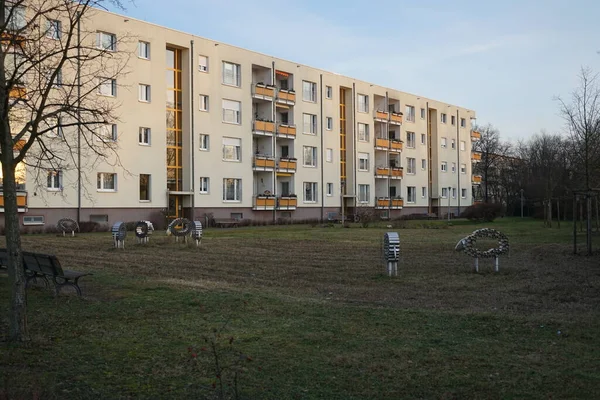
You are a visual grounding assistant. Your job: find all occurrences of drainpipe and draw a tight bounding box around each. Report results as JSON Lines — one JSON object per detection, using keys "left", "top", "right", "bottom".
{"left": 320, "top": 74, "right": 324, "bottom": 223}
{"left": 190, "top": 40, "right": 196, "bottom": 219}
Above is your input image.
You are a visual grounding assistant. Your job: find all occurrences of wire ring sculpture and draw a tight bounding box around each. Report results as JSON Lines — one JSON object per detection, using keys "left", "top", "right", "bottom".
{"left": 111, "top": 221, "right": 127, "bottom": 249}
{"left": 455, "top": 228, "right": 509, "bottom": 272}
{"left": 167, "top": 218, "right": 194, "bottom": 237}
{"left": 57, "top": 218, "right": 79, "bottom": 236}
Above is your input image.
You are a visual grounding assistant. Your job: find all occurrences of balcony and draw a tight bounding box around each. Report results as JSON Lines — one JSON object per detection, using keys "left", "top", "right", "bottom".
{"left": 472, "top": 152, "right": 482, "bottom": 162}
{"left": 391, "top": 198, "right": 404, "bottom": 209}
{"left": 472, "top": 175, "right": 482, "bottom": 184}
{"left": 375, "top": 167, "right": 390, "bottom": 178}
{"left": 253, "top": 195, "right": 276, "bottom": 211}
{"left": 374, "top": 110, "right": 389, "bottom": 122}
{"left": 9, "top": 86, "right": 27, "bottom": 100}
{"left": 0, "top": 190, "right": 28, "bottom": 212}
{"left": 375, "top": 138, "right": 390, "bottom": 150}
{"left": 390, "top": 167, "right": 403, "bottom": 179}
{"left": 277, "top": 157, "right": 297, "bottom": 174}
{"left": 471, "top": 131, "right": 481, "bottom": 140}
{"left": 276, "top": 124, "right": 296, "bottom": 139}
{"left": 390, "top": 112, "right": 403, "bottom": 125}
{"left": 253, "top": 155, "right": 275, "bottom": 171}
{"left": 276, "top": 89, "right": 296, "bottom": 105}
{"left": 253, "top": 120, "right": 275, "bottom": 137}
{"left": 375, "top": 197, "right": 404, "bottom": 209}
{"left": 252, "top": 83, "right": 275, "bottom": 101}
{"left": 390, "top": 140, "right": 403, "bottom": 152}
{"left": 277, "top": 196, "right": 297, "bottom": 210}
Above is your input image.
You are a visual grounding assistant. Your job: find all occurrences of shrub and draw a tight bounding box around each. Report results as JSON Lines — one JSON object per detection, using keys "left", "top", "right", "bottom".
{"left": 460, "top": 202, "right": 503, "bottom": 222}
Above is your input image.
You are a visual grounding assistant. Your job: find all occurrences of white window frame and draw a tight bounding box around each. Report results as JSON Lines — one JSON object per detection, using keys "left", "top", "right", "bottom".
{"left": 97, "top": 172, "right": 117, "bottom": 192}
{"left": 223, "top": 178, "right": 242, "bottom": 202}
{"left": 421, "top": 159, "right": 426, "bottom": 170}
{"left": 303, "top": 146, "right": 318, "bottom": 167}
{"left": 199, "top": 177, "right": 209, "bottom": 194}
{"left": 326, "top": 86, "right": 332, "bottom": 99}
{"left": 139, "top": 174, "right": 151, "bottom": 202}
{"left": 222, "top": 61, "right": 241, "bottom": 87}
{"left": 420, "top": 133, "right": 426, "bottom": 145}
{"left": 406, "top": 131, "right": 415, "bottom": 148}
{"left": 199, "top": 94, "right": 209, "bottom": 111}
{"left": 303, "top": 182, "right": 318, "bottom": 203}
{"left": 138, "top": 41, "right": 150, "bottom": 59}
{"left": 326, "top": 117, "right": 333, "bottom": 131}
{"left": 46, "top": 19, "right": 61, "bottom": 40}
{"left": 222, "top": 99, "right": 241, "bottom": 124}
{"left": 98, "top": 77, "right": 117, "bottom": 96}
{"left": 326, "top": 148, "right": 333, "bottom": 163}
{"left": 451, "top": 115, "right": 456, "bottom": 125}
{"left": 7, "top": 6, "right": 26, "bottom": 31}
{"left": 96, "top": 31, "right": 116, "bottom": 51}
{"left": 451, "top": 162, "right": 456, "bottom": 173}
{"left": 441, "top": 161, "right": 448, "bottom": 172}
{"left": 303, "top": 113, "right": 317, "bottom": 135}
{"left": 326, "top": 183, "right": 333, "bottom": 196}
{"left": 23, "top": 216, "right": 44, "bottom": 226}
{"left": 357, "top": 94, "right": 369, "bottom": 113}
{"left": 460, "top": 163, "right": 467, "bottom": 174}
{"left": 440, "top": 113, "right": 447, "bottom": 124}
{"left": 405, "top": 105, "right": 415, "bottom": 122}
{"left": 460, "top": 140, "right": 466, "bottom": 151}
{"left": 199, "top": 55, "right": 209, "bottom": 72}
{"left": 406, "top": 157, "right": 416, "bottom": 174}
{"left": 421, "top": 187, "right": 427, "bottom": 198}
{"left": 97, "top": 124, "right": 117, "bottom": 142}
{"left": 358, "top": 184, "right": 370, "bottom": 203}
{"left": 358, "top": 123, "right": 369, "bottom": 142}
{"left": 461, "top": 188, "right": 467, "bottom": 198}
{"left": 420, "top": 108, "right": 426, "bottom": 119}
{"left": 441, "top": 187, "right": 448, "bottom": 198}
{"left": 451, "top": 139, "right": 456, "bottom": 149}
{"left": 302, "top": 81, "right": 317, "bottom": 102}
{"left": 46, "top": 170, "right": 62, "bottom": 191}
{"left": 47, "top": 116, "right": 63, "bottom": 138}
{"left": 407, "top": 187, "right": 416, "bottom": 203}
{"left": 452, "top": 188, "right": 457, "bottom": 198}
{"left": 441, "top": 137, "right": 447, "bottom": 148}
{"left": 139, "top": 127, "right": 151, "bottom": 145}
{"left": 222, "top": 137, "right": 241, "bottom": 162}
{"left": 199, "top": 134, "right": 210, "bottom": 151}
{"left": 358, "top": 152, "right": 370, "bottom": 172}
{"left": 138, "top": 84, "right": 151, "bottom": 102}
{"left": 460, "top": 118, "right": 466, "bottom": 128}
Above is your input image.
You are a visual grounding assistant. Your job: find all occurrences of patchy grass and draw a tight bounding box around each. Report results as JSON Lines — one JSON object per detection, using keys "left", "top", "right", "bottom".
{"left": 1, "top": 218, "right": 599, "bottom": 399}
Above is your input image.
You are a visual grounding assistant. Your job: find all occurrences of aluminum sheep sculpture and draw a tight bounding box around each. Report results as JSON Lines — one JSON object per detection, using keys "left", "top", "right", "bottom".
{"left": 455, "top": 228, "right": 509, "bottom": 272}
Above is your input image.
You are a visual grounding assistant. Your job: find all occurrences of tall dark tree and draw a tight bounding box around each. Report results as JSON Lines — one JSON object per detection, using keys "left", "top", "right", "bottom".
{"left": 472, "top": 124, "right": 510, "bottom": 203}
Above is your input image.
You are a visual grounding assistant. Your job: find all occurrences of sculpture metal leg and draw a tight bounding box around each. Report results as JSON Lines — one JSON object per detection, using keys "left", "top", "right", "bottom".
{"left": 474, "top": 258, "right": 479, "bottom": 273}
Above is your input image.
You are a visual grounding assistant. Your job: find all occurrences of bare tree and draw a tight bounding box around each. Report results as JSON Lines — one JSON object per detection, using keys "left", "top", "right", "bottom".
{"left": 1, "top": 0, "right": 129, "bottom": 341}
{"left": 472, "top": 124, "right": 510, "bottom": 203}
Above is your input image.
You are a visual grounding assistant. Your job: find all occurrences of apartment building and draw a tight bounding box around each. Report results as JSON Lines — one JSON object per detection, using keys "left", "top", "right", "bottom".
{"left": 5, "top": 5, "right": 479, "bottom": 227}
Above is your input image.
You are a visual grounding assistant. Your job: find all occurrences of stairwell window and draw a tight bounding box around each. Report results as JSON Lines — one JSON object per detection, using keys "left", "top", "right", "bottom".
{"left": 461, "top": 163, "right": 466, "bottom": 174}
{"left": 441, "top": 187, "right": 448, "bottom": 198}
{"left": 460, "top": 118, "right": 466, "bottom": 128}
{"left": 199, "top": 94, "right": 209, "bottom": 111}
{"left": 358, "top": 152, "right": 369, "bottom": 171}
{"left": 460, "top": 140, "right": 466, "bottom": 151}
{"left": 358, "top": 123, "right": 370, "bottom": 142}
{"left": 222, "top": 137, "right": 241, "bottom": 161}
{"left": 406, "top": 131, "right": 415, "bottom": 148}
{"left": 451, "top": 115, "right": 456, "bottom": 125}
{"left": 303, "top": 146, "right": 317, "bottom": 167}
{"left": 405, "top": 105, "right": 415, "bottom": 122}
{"left": 421, "top": 133, "right": 426, "bottom": 145}
{"left": 440, "top": 113, "right": 447, "bottom": 124}
{"left": 139, "top": 174, "right": 150, "bottom": 201}
{"left": 326, "top": 117, "right": 333, "bottom": 131}
{"left": 422, "top": 187, "right": 427, "bottom": 198}
{"left": 139, "top": 127, "right": 151, "bottom": 145}
{"left": 139, "top": 84, "right": 151, "bottom": 102}
{"left": 357, "top": 94, "right": 369, "bottom": 113}
{"left": 461, "top": 188, "right": 467, "bottom": 198}
{"left": 451, "top": 139, "right": 456, "bottom": 149}
{"left": 199, "top": 55, "right": 209, "bottom": 72}
{"left": 138, "top": 41, "right": 150, "bottom": 59}
{"left": 46, "top": 19, "right": 61, "bottom": 40}
{"left": 358, "top": 184, "right": 370, "bottom": 203}
{"left": 304, "top": 182, "right": 318, "bottom": 203}
{"left": 222, "top": 99, "right": 241, "bottom": 124}
{"left": 451, "top": 162, "right": 456, "bottom": 173}
{"left": 420, "top": 108, "right": 426, "bottom": 119}
{"left": 302, "top": 81, "right": 317, "bottom": 102}
{"left": 199, "top": 134, "right": 209, "bottom": 151}
{"left": 199, "top": 177, "right": 209, "bottom": 194}
{"left": 326, "top": 86, "right": 333, "bottom": 99}
{"left": 441, "top": 137, "right": 447, "bottom": 148}
{"left": 421, "top": 159, "right": 426, "bottom": 170}
{"left": 441, "top": 161, "right": 447, "bottom": 172}
{"left": 407, "top": 186, "right": 416, "bottom": 203}
{"left": 406, "top": 157, "right": 416, "bottom": 174}
{"left": 327, "top": 183, "right": 333, "bottom": 196}
{"left": 96, "top": 31, "right": 116, "bottom": 51}
{"left": 326, "top": 148, "right": 333, "bottom": 163}
{"left": 97, "top": 173, "right": 117, "bottom": 191}
{"left": 222, "top": 61, "right": 241, "bottom": 87}
{"left": 46, "top": 170, "right": 62, "bottom": 191}
{"left": 303, "top": 113, "right": 317, "bottom": 135}
{"left": 223, "top": 178, "right": 242, "bottom": 202}
{"left": 452, "top": 188, "right": 457, "bottom": 198}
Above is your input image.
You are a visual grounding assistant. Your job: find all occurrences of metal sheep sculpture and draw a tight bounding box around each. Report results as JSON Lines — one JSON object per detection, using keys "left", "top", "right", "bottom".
{"left": 455, "top": 228, "right": 510, "bottom": 272}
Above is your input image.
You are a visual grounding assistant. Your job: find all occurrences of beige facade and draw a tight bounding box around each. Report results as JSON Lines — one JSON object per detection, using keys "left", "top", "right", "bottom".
{"left": 11, "top": 6, "right": 479, "bottom": 227}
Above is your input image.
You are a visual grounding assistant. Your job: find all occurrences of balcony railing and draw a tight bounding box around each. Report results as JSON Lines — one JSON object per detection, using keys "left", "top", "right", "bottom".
{"left": 277, "top": 157, "right": 297, "bottom": 173}
{"left": 252, "top": 83, "right": 275, "bottom": 100}
{"left": 375, "top": 167, "right": 390, "bottom": 177}
{"left": 277, "top": 196, "right": 297, "bottom": 210}
{"left": 253, "top": 155, "right": 276, "bottom": 171}
{"left": 472, "top": 152, "right": 482, "bottom": 161}
{"left": 9, "top": 86, "right": 27, "bottom": 99}
{"left": 253, "top": 120, "right": 275, "bottom": 136}
{"left": 472, "top": 175, "right": 482, "bottom": 184}
{"left": 374, "top": 110, "right": 389, "bottom": 121}
{"left": 253, "top": 195, "right": 276, "bottom": 210}
{"left": 390, "top": 112, "right": 403, "bottom": 125}
{"left": 471, "top": 131, "right": 481, "bottom": 140}
{"left": 276, "top": 124, "right": 296, "bottom": 139}
{"left": 375, "top": 197, "right": 404, "bottom": 209}
{"left": 0, "top": 190, "right": 28, "bottom": 212}
{"left": 390, "top": 140, "right": 403, "bottom": 152}
{"left": 390, "top": 167, "right": 403, "bottom": 179}
{"left": 276, "top": 89, "right": 296, "bottom": 105}
{"left": 375, "top": 138, "right": 390, "bottom": 149}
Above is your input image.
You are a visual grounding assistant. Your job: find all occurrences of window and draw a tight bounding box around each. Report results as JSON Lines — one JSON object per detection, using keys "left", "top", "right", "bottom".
{"left": 421, "top": 159, "right": 427, "bottom": 170}
{"left": 407, "top": 187, "right": 416, "bottom": 203}
{"left": 451, "top": 162, "right": 456, "bottom": 173}
{"left": 421, "top": 187, "right": 427, "bottom": 198}
{"left": 358, "top": 123, "right": 370, "bottom": 142}
{"left": 138, "top": 41, "right": 150, "bottom": 59}
{"left": 441, "top": 161, "right": 447, "bottom": 172}
{"left": 451, "top": 115, "right": 456, "bottom": 125}
{"left": 326, "top": 117, "right": 333, "bottom": 131}
{"left": 406, "top": 131, "right": 415, "bottom": 148}
{"left": 280, "top": 145, "right": 289, "bottom": 158}
{"left": 405, "top": 105, "right": 415, "bottom": 122}
{"left": 54, "top": 68, "right": 62, "bottom": 87}
{"left": 358, "top": 184, "right": 370, "bottom": 203}
{"left": 302, "top": 81, "right": 317, "bottom": 102}
{"left": 98, "top": 124, "right": 117, "bottom": 142}
{"left": 222, "top": 61, "right": 241, "bottom": 86}
{"left": 96, "top": 32, "right": 116, "bottom": 51}
{"left": 199, "top": 177, "right": 209, "bottom": 194}
{"left": 222, "top": 99, "right": 241, "bottom": 124}
{"left": 47, "top": 117, "right": 63, "bottom": 138}
{"left": 452, "top": 188, "right": 457, "bottom": 198}
{"left": 460, "top": 163, "right": 466, "bottom": 174}
{"left": 460, "top": 140, "right": 466, "bottom": 151}
{"left": 357, "top": 94, "right": 369, "bottom": 113}
{"left": 97, "top": 173, "right": 116, "bottom": 191}
{"left": 46, "top": 19, "right": 61, "bottom": 39}
{"left": 6, "top": 6, "right": 26, "bottom": 31}
{"left": 98, "top": 77, "right": 117, "bottom": 96}
{"left": 223, "top": 178, "right": 242, "bottom": 201}
{"left": 440, "top": 113, "right": 447, "bottom": 123}
{"left": 90, "top": 214, "right": 108, "bottom": 223}
{"left": 461, "top": 188, "right": 467, "bottom": 198}
{"left": 327, "top": 183, "right": 333, "bottom": 196}
{"left": 358, "top": 152, "right": 369, "bottom": 171}
{"left": 441, "top": 187, "right": 448, "bottom": 198}
{"left": 303, "top": 146, "right": 317, "bottom": 167}
{"left": 139, "top": 174, "right": 150, "bottom": 201}
{"left": 420, "top": 108, "right": 426, "bottom": 119}
{"left": 303, "top": 113, "right": 317, "bottom": 134}
{"left": 46, "top": 170, "right": 62, "bottom": 191}
{"left": 451, "top": 139, "right": 456, "bottom": 149}
{"left": 326, "top": 148, "right": 333, "bottom": 163}
{"left": 199, "top": 55, "right": 208, "bottom": 72}
{"left": 199, "top": 134, "right": 209, "bottom": 151}
{"left": 139, "top": 127, "right": 151, "bottom": 145}
{"left": 326, "top": 86, "right": 332, "bottom": 99}
{"left": 199, "top": 94, "right": 209, "bottom": 111}
{"left": 441, "top": 137, "right": 447, "bottom": 148}
{"left": 139, "top": 84, "right": 151, "bottom": 102}
{"left": 406, "top": 157, "right": 416, "bottom": 174}
{"left": 231, "top": 213, "right": 243, "bottom": 220}
{"left": 420, "top": 133, "right": 426, "bottom": 145}
{"left": 23, "top": 216, "right": 44, "bottom": 226}
{"left": 460, "top": 118, "right": 466, "bottom": 128}
{"left": 304, "top": 182, "right": 318, "bottom": 202}
{"left": 222, "top": 137, "right": 241, "bottom": 161}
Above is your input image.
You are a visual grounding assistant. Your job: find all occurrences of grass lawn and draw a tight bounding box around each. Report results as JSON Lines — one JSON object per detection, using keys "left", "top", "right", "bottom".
{"left": 1, "top": 218, "right": 599, "bottom": 399}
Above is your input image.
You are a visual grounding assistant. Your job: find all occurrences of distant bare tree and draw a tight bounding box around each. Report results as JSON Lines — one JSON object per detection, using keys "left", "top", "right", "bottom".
{"left": 472, "top": 124, "right": 511, "bottom": 203}
{"left": 1, "top": 0, "right": 130, "bottom": 341}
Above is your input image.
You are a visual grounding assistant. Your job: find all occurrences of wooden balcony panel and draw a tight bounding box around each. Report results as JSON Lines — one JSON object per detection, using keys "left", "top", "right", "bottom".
{"left": 390, "top": 113, "right": 403, "bottom": 124}
{"left": 376, "top": 167, "right": 390, "bottom": 176}
{"left": 390, "top": 141, "right": 403, "bottom": 151}
{"left": 375, "top": 138, "right": 390, "bottom": 148}
{"left": 255, "top": 85, "right": 275, "bottom": 98}
{"left": 375, "top": 111, "right": 389, "bottom": 120}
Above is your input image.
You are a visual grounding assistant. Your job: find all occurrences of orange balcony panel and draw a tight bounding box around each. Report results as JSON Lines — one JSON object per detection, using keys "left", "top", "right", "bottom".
{"left": 391, "top": 168, "right": 403, "bottom": 178}
{"left": 255, "top": 85, "right": 275, "bottom": 98}
{"left": 376, "top": 138, "right": 390, "bottom": 148}
{"left": 392, "top": 198, "right": 404, "bottom": 208}
{"left": 375, "top": 111, "right": 389, "bottom": 120}
{"left": 471, "top": 131, "right": 481, "bottom": 139}
{"left": 472, "top": 153, "right": 482, "bottom": 161}
{"left": 9, "top": 87, "right": 27, "bottom": 99}
{"left": 0, "top": 191, "right": 28, "bottom": 209}
{"left": 13, "top": 139, "right": 25, "bottom": 151}
{"left": 254, "top": 120, "right": 275, "bottom": 133}
{"left": 278, "top": 159, "right": 297, "bottom": 171}
{"left": 278, "top": 196, "right": 298, "bottom": 209}
{"left": 254, "top": 196, "right": 276, "bottom": 207}
{"left": 278, "top": 90, "right": 296, "bottom": 103}
{"left": 390, "top": 141, "right": 403, "bottom": 151}
{"left": 377, "top": 198, "right": 390, "bottom": 208}
{"left": 472, "top": 175, "right": 482, "bottom": 183}
{"left": 390, "top": 113, "right": 403, "bottom": 124}
{"left": 278, "top": 125, "right": 297, "bottom": 137}
{"left": 376, "top": 167, "right": 390, "bottom": 176}
{"left": 254, "top": 157, "right": 275, "bottom": 168}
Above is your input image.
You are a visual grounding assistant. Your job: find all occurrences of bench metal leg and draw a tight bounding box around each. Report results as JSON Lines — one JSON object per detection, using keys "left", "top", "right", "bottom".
{"left": 26, "top": 273, "right": 49, "bottom": 289}
{"left": 52, "top": 277, "right": 83, "bottom": 297}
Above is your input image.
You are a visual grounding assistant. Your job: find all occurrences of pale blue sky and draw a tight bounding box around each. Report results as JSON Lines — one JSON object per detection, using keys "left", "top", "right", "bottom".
{"left": 112, "top": 0, "right": 600, "bottom": 141}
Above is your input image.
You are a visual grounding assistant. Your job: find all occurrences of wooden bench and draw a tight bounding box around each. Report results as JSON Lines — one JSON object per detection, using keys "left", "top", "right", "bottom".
{"left": 214, "top": 218, "right": 240, "bottom": 228}
{"left": 21, "top": 251, "right": 92, "bottom": 296}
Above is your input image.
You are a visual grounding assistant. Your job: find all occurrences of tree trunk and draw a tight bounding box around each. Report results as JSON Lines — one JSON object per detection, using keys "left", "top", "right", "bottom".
{"left": 580, "top": 201, "right": 584, "bottom": 233}
{"left": 557, "top": 198, "right": 560, "bottom": 229}
{"left": 595, "top": 196, "right": 599, "bottom": 233}
{"left": 586, "top": 195, "right": 593, "bottom": 256}
{"left": 573, "top": 197, "right": 577, "bottom": 254}
{"left": 1, "top": 157, "right": 28, "bottom": 342}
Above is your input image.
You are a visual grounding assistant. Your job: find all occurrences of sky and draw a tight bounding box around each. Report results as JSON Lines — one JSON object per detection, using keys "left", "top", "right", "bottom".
{"left": 110, "top": 0, "right": 600, "bottom": 142}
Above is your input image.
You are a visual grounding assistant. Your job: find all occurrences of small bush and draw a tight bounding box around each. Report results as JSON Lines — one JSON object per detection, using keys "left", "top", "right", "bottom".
{"left": 78, "top": 221, "right": 109, "bottom": 233}
{"left": 460, "top": 202, "right": 503, "bottom": 222}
